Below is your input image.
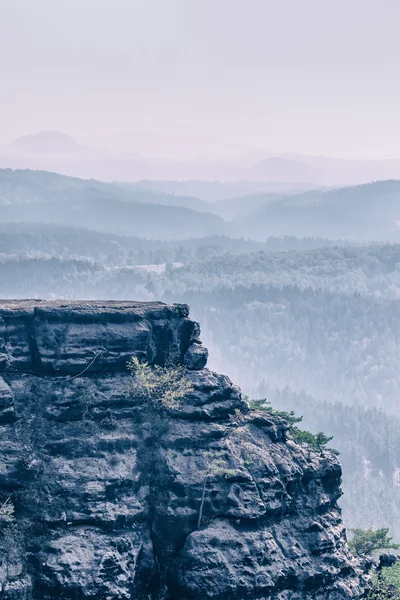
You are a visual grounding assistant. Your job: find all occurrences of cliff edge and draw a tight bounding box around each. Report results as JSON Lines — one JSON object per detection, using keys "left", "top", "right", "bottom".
{"left": 0, "top": 300, "right": 363, "bottom": 599}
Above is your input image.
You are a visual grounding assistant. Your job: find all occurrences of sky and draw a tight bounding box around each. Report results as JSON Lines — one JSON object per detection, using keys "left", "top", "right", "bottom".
{"left": 1, "top": 0, "right": 400, "bottom": 159}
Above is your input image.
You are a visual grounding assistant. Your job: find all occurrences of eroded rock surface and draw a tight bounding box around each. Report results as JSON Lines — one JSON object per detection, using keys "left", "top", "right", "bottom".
{"left": 0, "top": 300, "right": 363, "bottom": 599}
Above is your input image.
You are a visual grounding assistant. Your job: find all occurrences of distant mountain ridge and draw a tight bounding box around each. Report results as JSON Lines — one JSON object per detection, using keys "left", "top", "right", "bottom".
{"left": 236, "top": 179, "right": 400, "bottom": 241}
{"left": 5, "top": 129, "right": 400, "bottom": 184}
{"left": 10, "top": 130, "right": 81, "bottom": 154}
{"left": 1, "top": 167, "right": 400, "bottom": 242}
{"left": 0, "top": 168, "right": 208, "bottom": 210}
{"left": 133, "top": 180, "right": 319, "bottom": 201}
{"left": 213, "top": 192, "right": 284, "bottom": 220}
{"left": 0, "top": 168, "right": 223, "bottom": 239}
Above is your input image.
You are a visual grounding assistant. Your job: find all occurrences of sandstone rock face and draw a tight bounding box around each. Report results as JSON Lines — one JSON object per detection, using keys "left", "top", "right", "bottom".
{"left": 0, "top": 300, "right": 363, "bottom": 599}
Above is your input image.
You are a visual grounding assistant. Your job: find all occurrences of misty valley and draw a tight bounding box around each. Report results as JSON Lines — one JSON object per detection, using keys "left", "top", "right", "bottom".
{"left": 1, "top": 167, "right": 400, "bottom": 528}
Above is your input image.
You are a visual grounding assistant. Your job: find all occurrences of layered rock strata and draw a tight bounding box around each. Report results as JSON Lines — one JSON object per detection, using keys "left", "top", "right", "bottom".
{"left": 0, "top": 300, "right": 362, "bottom": 599}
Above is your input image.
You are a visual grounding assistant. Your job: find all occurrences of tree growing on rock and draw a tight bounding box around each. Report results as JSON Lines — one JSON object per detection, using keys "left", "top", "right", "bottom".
{"left": 248, "top": 398, "right": 335, "bottom": 456}
{"left": 291, "top": 429, "right": 334, "bottom": 456}
{"left": 349, "top": 527, "right": 399, "bottom": 557}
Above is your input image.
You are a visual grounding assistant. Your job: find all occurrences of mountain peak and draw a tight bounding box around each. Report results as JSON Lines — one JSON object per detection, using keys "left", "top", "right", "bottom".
{"left": 11, "top": 130, "right": 80, "bottom": 154}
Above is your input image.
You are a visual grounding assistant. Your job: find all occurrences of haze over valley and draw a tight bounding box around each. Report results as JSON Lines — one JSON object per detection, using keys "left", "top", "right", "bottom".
{"left": 2, "top": 161, "right": 400, "bottom": 543}
{"left": 6, "top": 130, "right": 400, "bottom": 187}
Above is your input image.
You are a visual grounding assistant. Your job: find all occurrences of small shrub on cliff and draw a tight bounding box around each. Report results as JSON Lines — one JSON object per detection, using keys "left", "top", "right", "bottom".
{"left": 229, "top": 408, "right": 246, "bottom": 425}
{"left": 0, "top": 498, "right": 14, "bottom": 526}
{"left": 127, "top": 356, "right": 194, "bottom": 408}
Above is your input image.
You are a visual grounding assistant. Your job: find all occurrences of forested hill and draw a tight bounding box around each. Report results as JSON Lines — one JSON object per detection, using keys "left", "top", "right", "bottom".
{"left": 236, "top": 179, "right": 400, "bottom": 240}
{"left": 0, "top": 195, "right": 224, "bottom": 239}
{"left": 213, "top": 192, "right": 284, "bottom": 219}
{"left": 175, "top": 284, "right": 400, "bottom": 412}
{"left": 0, "top": 170, "right": 224, "bottom": 239}
{"left": 160, "top": 244, "right": 400, "bottom": 297}
{"left": 3, "top": 168, "right": 400, "bottom": 242}
{"left": 0, "top": 223, "right": 360, "bottom": 264}
{"left": 0, "top": 168, "right": 208, "bottom": 211}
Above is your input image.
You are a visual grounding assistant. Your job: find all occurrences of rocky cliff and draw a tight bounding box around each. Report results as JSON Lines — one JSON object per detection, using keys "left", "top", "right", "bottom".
{"left": 0, "top": 300, "right": 363, "bottom": 599}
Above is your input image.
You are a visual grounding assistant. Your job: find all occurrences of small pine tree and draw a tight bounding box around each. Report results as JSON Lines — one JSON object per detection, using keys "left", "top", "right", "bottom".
{"left": 349, "top": 527, "right": 400, "bottom": 557}
{"left": 248, "top": 398, "right": 335, "bottom": 457}
{"left": 248, "top": 398, "right": 302, "bottom": 425}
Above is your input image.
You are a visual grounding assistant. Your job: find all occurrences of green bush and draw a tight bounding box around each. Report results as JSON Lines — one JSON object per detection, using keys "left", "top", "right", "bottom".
{"left": 367, "top": 563, "right": 400, "bottom": 599}
{"left": 127, "top": 356, "right": 194, "bottom": 408}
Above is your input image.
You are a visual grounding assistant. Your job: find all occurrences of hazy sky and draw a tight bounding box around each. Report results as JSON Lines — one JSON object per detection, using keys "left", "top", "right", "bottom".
{"left": 1, "top": 0, "right": 400, "bottom": 158}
